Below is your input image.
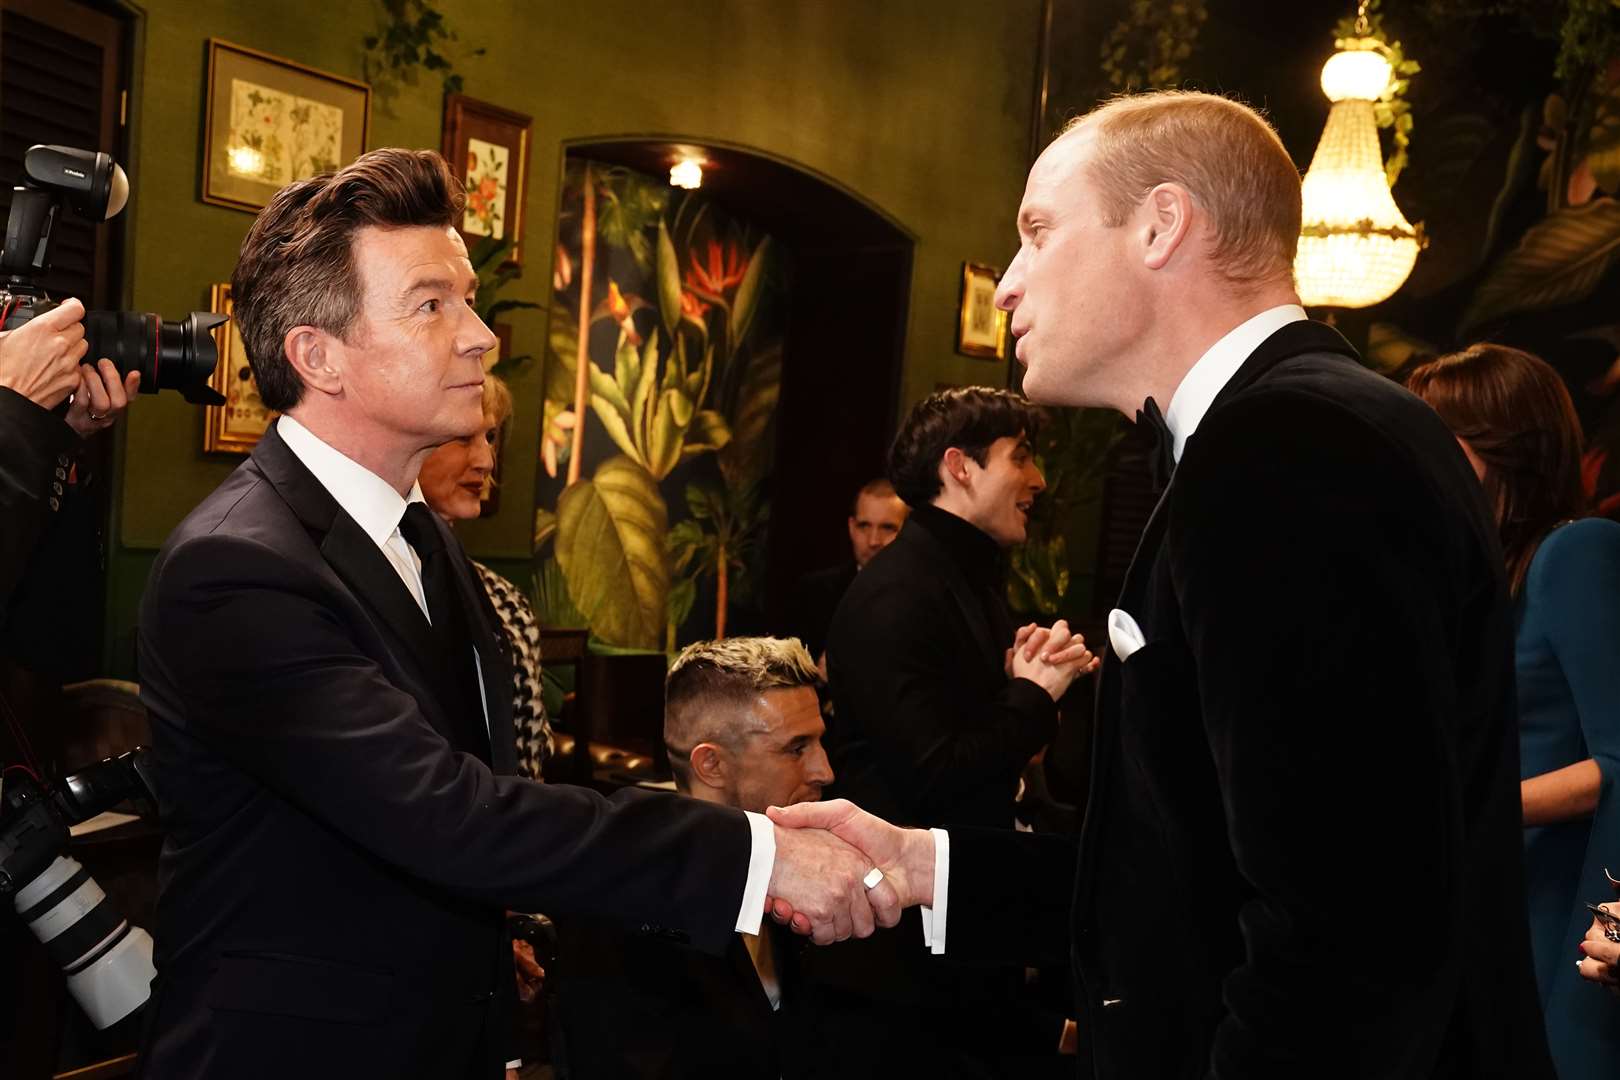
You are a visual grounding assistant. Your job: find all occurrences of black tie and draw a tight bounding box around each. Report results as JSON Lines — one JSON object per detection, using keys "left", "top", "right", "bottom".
{"left": 397, "top": 502, "right": 486, "bottom": 753}
{"left": 1135, "top": 396, "right": 1176, "bottom": 491}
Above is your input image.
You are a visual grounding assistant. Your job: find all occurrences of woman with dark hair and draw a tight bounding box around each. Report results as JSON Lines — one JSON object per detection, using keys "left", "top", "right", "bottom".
{"left": 1409, "top": 344, "right": 1620, "bottom": 1079}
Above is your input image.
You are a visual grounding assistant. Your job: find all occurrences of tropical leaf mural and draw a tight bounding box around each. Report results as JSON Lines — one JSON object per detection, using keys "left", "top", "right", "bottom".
{"left": 537, "top": 159, "right": 786, "bottom": 651}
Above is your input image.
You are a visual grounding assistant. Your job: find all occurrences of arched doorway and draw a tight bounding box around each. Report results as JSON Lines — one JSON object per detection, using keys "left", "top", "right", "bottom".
{"left": 540, "top": 137, "right": 914, "bottom": 652}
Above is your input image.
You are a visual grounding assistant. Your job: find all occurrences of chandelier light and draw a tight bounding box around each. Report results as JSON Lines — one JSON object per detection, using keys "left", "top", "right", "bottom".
{"left": 1294, "top": 30, "right": 1422, "bottom": 309}
{"left": 669, "top": 158, "right": 703, "bottom": 190}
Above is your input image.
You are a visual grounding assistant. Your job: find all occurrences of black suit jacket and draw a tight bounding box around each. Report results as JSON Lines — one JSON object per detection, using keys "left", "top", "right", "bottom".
{"left": 824, "top": 505, "right": 1057, "bottom": 830}
{"left": 815, "top": 506, "right": 1064, "bottom": 1062}
{"left": 944, "top": 322, "right": 1553, "bottom": 1079}
{"left": 135, "top": 423, "right": 751, "bottom": 1080}
{"left": 786, "top": 560, "right": 856, "bottom": 660}
{"left": 554, "top": 916, "right": 808, "bottom": 1079}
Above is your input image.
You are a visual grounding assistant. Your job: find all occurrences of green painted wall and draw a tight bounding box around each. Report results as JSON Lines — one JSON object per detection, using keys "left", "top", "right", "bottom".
{"left": 106, "top": 0, "right": 1042, "bottom": 672}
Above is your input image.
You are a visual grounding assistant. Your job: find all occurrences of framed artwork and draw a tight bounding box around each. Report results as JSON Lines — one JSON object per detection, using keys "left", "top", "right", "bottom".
{"left": 204, "top": 284, "right": 275, "bottom": 454}
{"left": 442, "top": 94, "right": 533, "bottom": 265}
{"left": 202, "top": 39, "right": 371, "bottom": 213}
{"left": 956, "top": 261, "right": 1008, "bottom": 360}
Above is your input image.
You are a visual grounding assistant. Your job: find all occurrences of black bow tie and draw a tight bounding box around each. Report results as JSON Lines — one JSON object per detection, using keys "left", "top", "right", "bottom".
{"left": 1135, "top": 396, "right": 1175, "bottom": 491}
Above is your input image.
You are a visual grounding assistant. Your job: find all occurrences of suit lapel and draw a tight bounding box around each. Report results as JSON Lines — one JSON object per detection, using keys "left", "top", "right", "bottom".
{"left": 449, "top": 550, "right": 513, "bottom": 773}
{"left": 250, "top": 423, "right": 484, "bottom": 753}
{"left": 1080, "top": 319, "right": 1362, "bottom": 908}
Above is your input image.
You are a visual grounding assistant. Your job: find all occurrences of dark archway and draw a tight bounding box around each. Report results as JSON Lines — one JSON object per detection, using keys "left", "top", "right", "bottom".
{"left": 562, "top": 137, "right": 915, "bottom": 631}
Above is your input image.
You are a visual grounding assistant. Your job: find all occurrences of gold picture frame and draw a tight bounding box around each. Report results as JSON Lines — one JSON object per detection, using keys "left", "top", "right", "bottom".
{"left": 442, "top": 93, "right": 533, "bottom": 266}
{"left": 956, "top": 261, "right": 1008, "bottom": 361}
{"left": 203, "top": 284, "right": 275, "bottom": 454}
{"left": 201, "top": 39, "right": 371, "bottom": 213}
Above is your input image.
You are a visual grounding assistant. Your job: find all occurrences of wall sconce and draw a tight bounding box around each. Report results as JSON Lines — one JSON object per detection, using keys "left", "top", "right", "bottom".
{"left": 1294, "top": 17, "right": 1422, "bottom": 308}
{"left": 669, "top": 158, "right": 702, "bottom": 190}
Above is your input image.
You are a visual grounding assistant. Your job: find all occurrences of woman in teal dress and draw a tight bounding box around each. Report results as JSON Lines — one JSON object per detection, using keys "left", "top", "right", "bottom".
{"left": 1410, "top": 344, "right": 1620, "bottom": 1080}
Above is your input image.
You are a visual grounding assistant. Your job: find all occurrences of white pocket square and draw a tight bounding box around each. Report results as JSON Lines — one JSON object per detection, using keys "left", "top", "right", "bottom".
{"left": 1107, "top": 608, "right": 1147, "bottom": 662}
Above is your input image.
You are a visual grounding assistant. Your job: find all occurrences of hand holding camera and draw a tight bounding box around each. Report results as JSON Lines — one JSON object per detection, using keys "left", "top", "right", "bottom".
{"left": 0, "top": 295, "right": 89, "bottom": 410}
{"left": 64, "top": 357, "right": 140, "bottom": 439}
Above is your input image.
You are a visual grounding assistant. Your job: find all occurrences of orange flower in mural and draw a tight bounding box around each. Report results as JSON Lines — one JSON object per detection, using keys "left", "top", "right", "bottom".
{"left": 685, "top": 239, "right": 749, "bottom": 300}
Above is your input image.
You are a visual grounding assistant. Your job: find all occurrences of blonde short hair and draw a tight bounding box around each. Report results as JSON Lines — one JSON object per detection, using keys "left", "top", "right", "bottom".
{"left": 481, "top": 372, "right": 513, "bottom": 432}
{"left": 664, "top": 637, "right": 820, "bottom": 779}
{"left": 1066, "top": 90, "right": 1302, "bottom": 288}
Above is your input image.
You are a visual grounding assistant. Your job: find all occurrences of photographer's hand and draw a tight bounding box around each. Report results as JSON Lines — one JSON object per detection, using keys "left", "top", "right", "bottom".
{"left": 0, "top": 297, "right": 89, "bottom": 410}
{"left": 65, "top": 358, "right": 139, "bottom": 439}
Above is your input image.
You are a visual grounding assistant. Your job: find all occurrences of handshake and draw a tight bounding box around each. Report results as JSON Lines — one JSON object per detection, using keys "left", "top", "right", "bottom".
{"left": 762, "top": 620, "right": 1096, "bottom": 944}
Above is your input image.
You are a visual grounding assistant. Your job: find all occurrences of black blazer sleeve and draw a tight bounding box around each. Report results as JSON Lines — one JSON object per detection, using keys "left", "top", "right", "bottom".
{"left": 941, "top": 825, "right": 1076, "bottom": 968}
{"left": 0, "top": 387, "right": 76, "bottom": 611}
{"left": 139, "top": 530, "right": 751, "bottom": 954}
{"left": 827, "top": 575, "right": 1057, "bottom": 824}
{"left": 1170, "top": 390, "right": 1473, "bottom": 1075}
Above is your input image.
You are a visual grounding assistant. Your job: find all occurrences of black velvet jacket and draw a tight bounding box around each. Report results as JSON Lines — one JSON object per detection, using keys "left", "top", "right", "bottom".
{"left": 944, "top": 322, "right": 1553, "bottom": 1079}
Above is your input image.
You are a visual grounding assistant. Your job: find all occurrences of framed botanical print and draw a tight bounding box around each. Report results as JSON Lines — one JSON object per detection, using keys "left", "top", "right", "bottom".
{"left": 442, "top": 94, "right": 533, "bottom": 265}
{"left": 202, "top": 39, "right": 371, "bottom": 213}
{"left": 204, "top": 284, "right": 275, "bottom": 454}
{"left": 956, "top": 261, "right": 1008, "bottom": 360}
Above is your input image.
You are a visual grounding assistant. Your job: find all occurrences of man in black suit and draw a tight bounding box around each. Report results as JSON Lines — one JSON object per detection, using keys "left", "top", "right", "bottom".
{"left": 770, "top": 91, "right": 1554, "bottom": 1078}
{"left": 806, "top": 387, "right": 1093, "bottom": 1075}
{"left": 555, "top": 636, "right": 830, "bottom": 1078}
{"left": 133, "top": 149, "right": 897, "bottom": 1080}
{"left": 787, "top": 478, "right": 908, "bottom": 663}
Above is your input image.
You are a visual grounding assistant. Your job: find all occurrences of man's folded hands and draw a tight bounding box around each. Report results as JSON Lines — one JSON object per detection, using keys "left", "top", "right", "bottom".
{"left": 763, "top": 799, "right": 935, "bottom": 942}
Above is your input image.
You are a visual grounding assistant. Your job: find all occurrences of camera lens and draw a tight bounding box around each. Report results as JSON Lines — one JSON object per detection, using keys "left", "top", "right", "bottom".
{"left": 82, "top": 309, "right": 228, "bottom": 406}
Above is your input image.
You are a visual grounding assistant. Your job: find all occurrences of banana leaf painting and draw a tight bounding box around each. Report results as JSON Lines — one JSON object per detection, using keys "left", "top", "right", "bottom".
{"left": 535, "top": 160, "right": 783, "bottom": 651}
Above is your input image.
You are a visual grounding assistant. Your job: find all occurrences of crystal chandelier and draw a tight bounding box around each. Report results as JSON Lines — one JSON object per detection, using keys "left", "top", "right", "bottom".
{"left": 1294, "top": 12, "right": 1422, "bottom": 309}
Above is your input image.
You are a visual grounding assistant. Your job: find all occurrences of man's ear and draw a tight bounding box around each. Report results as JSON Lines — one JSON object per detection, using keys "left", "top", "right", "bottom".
{"left": 284, "top": 324, "right": 343, "bottom": 397}
{"left": 687, "top": 743, "right": 729, "bottom": 791}
{"left": 1140, "top": 182, "right": 1195, "bottom": 272}
{"left": 939, "top": 447, "right": 973, "bottom": 493}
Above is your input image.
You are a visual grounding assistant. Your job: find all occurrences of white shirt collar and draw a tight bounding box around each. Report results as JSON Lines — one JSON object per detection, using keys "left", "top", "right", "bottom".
{"left": 275, "top": 415, "right": 426, "bottom": 547}
{"left": 1163, "top": 304, "right": 1307, "bottom": 462}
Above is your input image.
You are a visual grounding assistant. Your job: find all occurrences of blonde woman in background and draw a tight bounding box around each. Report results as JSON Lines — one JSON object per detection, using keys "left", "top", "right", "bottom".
{"left": 420, "top": 372, "right": 552, "bottom": 779}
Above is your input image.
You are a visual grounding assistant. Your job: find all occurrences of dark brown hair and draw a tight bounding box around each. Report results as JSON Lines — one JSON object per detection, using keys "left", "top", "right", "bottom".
{"left": 230, "top": 148, "right": 464, "bottom": 411}
{"left": 887, "top": 387, "right": 1043, "bottom": 508}
{"left": 1405, "top": 344, "right": 1588, "bottom": 594}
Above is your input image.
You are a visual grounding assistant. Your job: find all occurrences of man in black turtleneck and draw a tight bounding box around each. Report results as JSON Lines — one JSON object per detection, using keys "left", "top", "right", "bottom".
{"left": 803, "top": 386, "right": 1096, "bottom": 1077}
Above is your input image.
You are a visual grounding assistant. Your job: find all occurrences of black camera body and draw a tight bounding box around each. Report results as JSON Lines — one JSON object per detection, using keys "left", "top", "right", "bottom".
{"left": 1, "top": 750, "right": 159, "bottom": 1029}
{"left": 1, "top": 144, "right": 226, "bottom": 405}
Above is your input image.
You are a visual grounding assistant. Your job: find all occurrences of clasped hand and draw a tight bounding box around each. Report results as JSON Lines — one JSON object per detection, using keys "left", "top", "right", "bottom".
{"left": 764, "top": 799, "right": 935, "bottom": 943}
{"left": 1006, "top": 618, "right": 1101, "bottom": 701}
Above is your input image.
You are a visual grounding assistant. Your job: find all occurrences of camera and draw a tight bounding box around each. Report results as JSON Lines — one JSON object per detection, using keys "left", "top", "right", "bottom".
{"left": 1, "top": 144, "right": 226, "bottom": 405}
{"left": 1, "top": 751, "right": 158, "bottom": 1029}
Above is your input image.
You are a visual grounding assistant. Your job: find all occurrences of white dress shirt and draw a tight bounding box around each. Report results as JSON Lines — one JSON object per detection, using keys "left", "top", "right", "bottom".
{"left": 276, "top": 417, "right": 775, "bottom": 945}
{"left": 921, "top": 304, "right": 1309, "bottom": 954}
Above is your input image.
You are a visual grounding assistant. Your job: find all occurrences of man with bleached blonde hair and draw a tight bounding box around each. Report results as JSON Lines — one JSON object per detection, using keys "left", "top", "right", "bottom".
{"left": 554, "top": 637, "right": 829, "bottom": 1079}
{"left": 767, "top": 90, "right": 1553, "bottom": 1079}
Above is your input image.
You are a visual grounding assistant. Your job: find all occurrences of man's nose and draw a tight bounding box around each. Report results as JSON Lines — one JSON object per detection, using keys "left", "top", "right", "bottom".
{"left": 806, "top": 745, "right": 834, "bottom": 787}
{"left": 464, "top": 305, "right": 499, "bottom": 356}
{"left": 995, "top": 249, "right": 1025, "bottom": 311}
{"left": 1030, "top": 465, "right": 1046, "bottom": 493}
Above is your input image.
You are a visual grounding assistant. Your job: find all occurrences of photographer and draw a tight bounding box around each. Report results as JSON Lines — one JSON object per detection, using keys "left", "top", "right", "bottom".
{"left": 1, "top": 295, "right": 138, "bottom": 613}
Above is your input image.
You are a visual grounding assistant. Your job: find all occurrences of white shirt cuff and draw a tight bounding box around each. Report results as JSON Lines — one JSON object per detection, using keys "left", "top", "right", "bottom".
{"left": 735, "top": 810, "right": 775, "bottom": 935}
{"left": 918, "top": 827, "right": 950, "bottom": 955}
{"left": 505, "top": 1060, "right": 522, "bottom": 1070}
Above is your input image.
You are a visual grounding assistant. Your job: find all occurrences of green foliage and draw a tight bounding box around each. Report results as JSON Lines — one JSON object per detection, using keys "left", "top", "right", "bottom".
{"left": 1101, "top": 0, "right": 1209, "bottom": 91}
{"left": 532, "top": 553, "right": 585, "bottom": 630}
{"left": 667, "top": 479, "right": 769, "bottom": 641}
{"left": 1459, "top": 196, "right": 1620, "bottom": 334}
{"left": 1558, "top": 0, "right": 1620, "bottom": 81}
{"left": 586, "top": 325, "right": 727, "bottom": 481}
{"left": 592, "top": 168, "right": 668, "bottom": 272}
{"left": 362, "top": 0, "right": 483, "bottom": 97}
{"left": 1334, "top": 0, "right": 1422, "bottom": 186}
{"left": 555, "top": 456, "right": 670, "bottom": 650}
{"left": 1006, "top": 408, "right": 1125, "bottom": 617}
{"left": 468, "top": 236, "right": 542, "bottom": 375}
